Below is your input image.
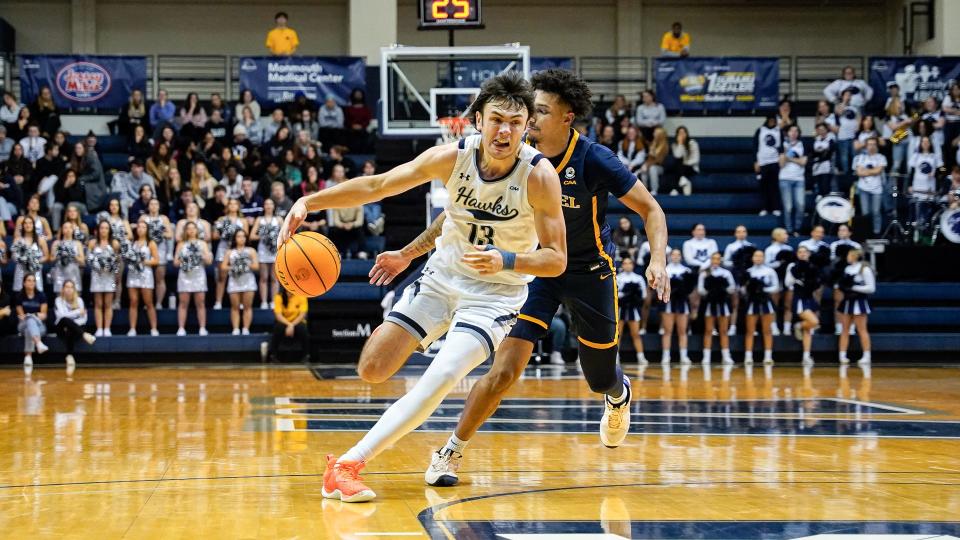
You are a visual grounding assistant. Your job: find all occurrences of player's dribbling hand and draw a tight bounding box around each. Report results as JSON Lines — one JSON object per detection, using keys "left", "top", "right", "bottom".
{"left": 369, "top": 250, "right": 412, "bottom": 286}
{"left": 462, "top": 245, "right": 503, "bottom": 275}
{"left": 646, "top": 260, "right": 670, "bottom": 302}
{"left": 279, "top": 199, "right": 309, "bottom": 248}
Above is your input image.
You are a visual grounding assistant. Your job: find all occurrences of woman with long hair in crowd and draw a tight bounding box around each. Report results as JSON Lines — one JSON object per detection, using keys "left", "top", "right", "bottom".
{"left": 854, "top": 115, "right": 881, "bottom": 154}
{"left": 128, "top": 124, "right": 152, "bottom": 164}
{"left": 62, "top": 203, "right": 89, "bottom": 242}
{"left": 147, "top": 142, "right": 177, "bottom": 205}
{"left": 907, "top": 135, "right": 944, "bottom": 229}
{"left": 661, "top": 248, "right": 694, "bottom": 365}
{"left": 50, "top": 221, "right": 85, "bottom": 295}
{"left": 235, "top": 89, "right": 261, "bottom": 124}
{"left": 16, "top": 274, "right": 48, "bottom": 366}
{"left": 640, "top": 127, "right": 669, "bottom": 195}
{"left": 250, "top": 198, "right": 282, "bottom": 309}
{"left": 222, "top": 228, "right": 259, "bottom": 335}
{"left": 785, "top": 245, "right": 822, "bottom": 366}
{"left": 698, "top": 251, "right": 736, "bottom": 365}
{"left": 141, "top": 198, "right": 173, "bottom": 309}
{"left": 178, "top": 92, "right": 208, "bottom": 142}
{"left": 722, "top": 224, "right": 754, "bottom": 336}
{"left": 617, "top": 257, "right": 647, "bottom": 365}
{"left": 125, "top": 221, "right": 160, "bottom": 336}
{"left": 88, "top": 220, "right": 120, "bottom": 336}
{"left": 836, "top": 248, "right": 875, "bottom": 366}
{"left": 885, "top": 97, "right": 912, "bottom": 177}
{"left": 669, "top": 126, "right": 699, "bottom": 196}
{"left": 30, "top": 86, "right": 61, "bottom": 136}
{"left": 612, "top": 216, "right": 639, "bottom": 261}
{"left": 190, "top": 161, "right": 219, "bottom": 206}
{"left": 212, "top": 198, "right": 248, "bottom": 309}
{"left": 11, "top": 217, "right": 48, "bottom": 293}
{"left": 616, "top": 125, "right": 646, "bottom": 174}
{"left": 239, "top": 105, "right": 265, "bottom": 147}
{"left": 635, "top": 89, "right": 666, "bottom": 142}
{"left": 175, "top": 201, "right": 212, "bottom": 244}
{"left": 174, "top": 221, "right": 212, "bottom": 336}
{"left": 104, "top": 197, "right": 132, "bottom": 307}
{"left": 742, "top": 249, "right": 779, "bottom": 365}
{"left": 54, "top": 279, "right": 96, "bottom": 369}
{"left": 15, "top": 194, "right": 52, "bottom": 242}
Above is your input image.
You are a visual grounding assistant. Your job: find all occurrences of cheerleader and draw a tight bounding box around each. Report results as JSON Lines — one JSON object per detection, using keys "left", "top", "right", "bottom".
{"left": 125, "top": 221, "right": 160, "bottom": 336}
{"left": 722, "top": 224, "right": 754, "bottom": 336}
{"left": 50, "top": 221, "right": 85, "bottom": 294}
{"left": 682, "top": 223, "right": 718, "bottom": 319}
{"left": 11, "top": 218, "right": 49, "bottom": 292}
{"left": 222, "top": 229, "right": 260, "bottom": 335}
{"left": 174, "top": 221, "right": 213, "bottom": 336}
{"left": 174, "top": 201, "right": 213, "bottom": 244}
{"left": 61, "top": 203, "right": 90, "bottom": 244}
{"left": 140, "top": 199, "right": 173, "bottom": 309}
{"left": 638, "top": 239, "right": 671, "bottom": 332}
{"left": 103, "top": 198, "right": 132, "bottom": 309}
{"left": 785, "top": 246, "right": 822, "bottom": 365}
{"left": 764, "top": 227, "right": 794, "bottom": 335}
{"left": 799, "top": 224, "right": 831, "bottom": 276}
{"left": 697, "top": 252, "right": 736, "bottom": 365}
{"left": 742, "top": 249, "right": 780, "bottom": 365}
{"left": 212, "top": 198, "right": 248, "bottom": 309}
{"left": 617, "top": 257, "right": 647, "bottom": 364}
{"left": 250, "top": 198, "right": 282, "bottom": 309}
{"left": 14, "top": 194, "right": 53, "bottom": 242}
{"left": 829, "top": 224, "right": 861, "bottom": 335}
{"left": 661, "top": 249, "right": 695, "bottom": 365}
{"left": 87, "top": 220, "right": 121, "bottom": 336}
{"left": 836, "top": 248, "right": 875, "bottom": 366}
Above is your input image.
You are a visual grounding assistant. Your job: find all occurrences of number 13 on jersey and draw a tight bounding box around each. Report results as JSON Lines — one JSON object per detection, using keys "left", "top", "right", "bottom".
{"left": 468, "top": 223, "right": 495, "bottom": 246}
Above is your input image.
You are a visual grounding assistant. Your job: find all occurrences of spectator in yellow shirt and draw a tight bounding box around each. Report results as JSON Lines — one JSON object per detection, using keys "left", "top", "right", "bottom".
{"left": 263, "top": 288, "right": 310, "bottom": 362}
{"left": 266, "top": 12, "right": 300, "bottom": 56}
{"left": 660, "top": 22, "right": 690, "bottom": 58}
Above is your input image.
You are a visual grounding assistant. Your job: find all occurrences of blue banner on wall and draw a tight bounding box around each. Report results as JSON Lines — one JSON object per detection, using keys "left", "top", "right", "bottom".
{"left": 238, "top": 56, "right": 366, "bottom": 106}
{"left": 868, "top": 57, "right": 960, "bottom": 111}
{"left": 654, "top": 57, "right": 779, "bottom": 111}
{"left": 446, "top": 57, "right": 574, "bottom": 88}
{"left": 19, "top": 55, "right": 147, "bottom": 110}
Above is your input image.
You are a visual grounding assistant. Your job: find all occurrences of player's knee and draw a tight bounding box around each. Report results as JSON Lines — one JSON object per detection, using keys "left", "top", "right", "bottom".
{"left": 486, "top": 362, "right": 523, "bottom": 395}
{"left": 356, "top": 356, "right": 391, "bottom": 384}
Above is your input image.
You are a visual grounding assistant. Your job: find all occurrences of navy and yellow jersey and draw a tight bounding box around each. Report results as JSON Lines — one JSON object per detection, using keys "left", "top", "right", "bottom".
{"left": 535, "top": 130, "right": 638, "bottom": 273}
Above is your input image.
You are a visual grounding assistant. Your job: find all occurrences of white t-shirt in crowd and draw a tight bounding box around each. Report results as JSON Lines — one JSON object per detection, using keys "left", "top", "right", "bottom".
{"left": 942, "top": 95, "right": 960, "bottom": 122}
{"left": 853, "top": 152, "right": 887, "bottom": 194}
{"left": 824, "top": 79, "right": 874, "bottom": 109}
{"left": 909, "top": 152, "right": 943, "bottom": 194}
{"left": 811, "top": 134, "right": 835, "bottom": 176}
{"left": 828, "top": 106, "right": 860, "bottom": 141}
{"left": 682, "top": 237, "right": 719, "bottom": 270}
{"left": 779, "top": 140, "right": 805, "bottom": 182}
{"left": 755, "top": 125, "right": 781, "bottom": 166}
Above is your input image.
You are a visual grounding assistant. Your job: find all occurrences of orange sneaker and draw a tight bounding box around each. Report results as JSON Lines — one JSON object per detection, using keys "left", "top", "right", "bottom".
{"left": 322, "top": 454, "right": 376, "bottom": 503}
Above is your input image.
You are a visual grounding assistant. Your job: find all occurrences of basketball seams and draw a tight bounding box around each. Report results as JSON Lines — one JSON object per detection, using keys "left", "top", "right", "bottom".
{"left": 290, "top": 236, "right": 328, "bottom": 294}
{"left": 300, "top": 232, "right": 341, "bottom": 278}
{"left": 280, "top": 242, "right": 313, "bottom": 297}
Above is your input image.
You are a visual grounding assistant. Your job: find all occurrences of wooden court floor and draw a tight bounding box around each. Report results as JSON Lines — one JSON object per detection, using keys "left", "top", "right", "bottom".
{"left": 1, "top": 361, "right": 958, "bottom": 539}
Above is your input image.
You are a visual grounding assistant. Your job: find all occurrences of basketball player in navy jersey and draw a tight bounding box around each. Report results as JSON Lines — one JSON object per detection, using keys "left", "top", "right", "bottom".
{"left": 369, "top": 69, "right": 669, "bottom": 487}
{"left": 281, "top": 72, "right": 567, "bottom": 502}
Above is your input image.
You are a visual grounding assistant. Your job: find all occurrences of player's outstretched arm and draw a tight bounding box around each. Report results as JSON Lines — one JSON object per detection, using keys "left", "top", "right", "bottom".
{"left": 619, "top": 181, "right": 670, "bottom": 301}
{"left": 463, "top": 161, "right": 566, "bottom": 277}
{"left": 368, "top": 212, "right": 447, "bottom": 286}
{"left": 279, "top": 144, "right": 457, "bottom": 246}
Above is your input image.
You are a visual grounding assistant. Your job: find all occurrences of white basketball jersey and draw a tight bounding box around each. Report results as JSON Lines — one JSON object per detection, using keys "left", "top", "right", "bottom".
{"left": 432, "top": 134, "right": 542, "bottom": 286}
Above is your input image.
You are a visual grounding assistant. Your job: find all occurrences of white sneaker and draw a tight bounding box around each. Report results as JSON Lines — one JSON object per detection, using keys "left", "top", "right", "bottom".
{"left": 176, "top": 328, "right": 187, "bottom": 336}
{"left": 260, "top": 302, "right": 269, "bottom": 310}
{"left": 198, "top": 328, "right": 209, "bottom": 336}
{"left": 636, "top": 354, "right": 648, "bottom": 366}
{"left": 783, "top": 323, "right": 791, "bottom": 335}
{"left": 425, "top": 449, "right": 462, "bottom": 487}
{"left": 744, "top": 356, "right": 754, "bottom": 366}
{"left": 680, "top": 356, "right": 692, "bottom": 366}
{"left": 95, "top": 328, "right": 104, "bottom": 337}
{"left": 150, "top": 329, "right": 159, "bottom": 337}
{"left": 793, "top": 323, "right": 804, "bottom": 341}
{"left": 127, "top": 329, "right": 137, "bottom": 336}
{"left": 103, "top": 329, "right": 112, "bottom": 337}
{"left": 213, "top": 303, "right": 222, "bottom": 310}
{"left": 549, "top": 351, "right": 564, "bottom": 365}
{"left": 722, "top": 356, "right": 735, "bottom": 366}
{"left": 801, "top": 357, "right": 814, "bottom": 367}
{"left": 66, "top": 354, "right": 76, "bottom": 366}
{"left": 728, "top": 325, "right": 737, "bottom": 336}
{"left": 770, "top": 324, "right": 781, "bottom": 336}
{"left": 639, "top": 328, "right": 646, "bottom": 335}
{"left": 763, "top": 357, "right": 774, "bottom": 366}
{"left": 82, "top": 333, "right": 96, "bottom": 345}
{"left": 850, "top": 325, "right": 857, "bottom": 335}
{"left": 660, "top": 355, "right": 670, "bottom": 365}
{"left": 679, "top": 176, "right": 693, "bottom": 195}
{"left": 241, "top": 328, "right": 250, "bottom": 336}
{"left": 772, "top": 210, "right": 782, "bottom": 217}
{"left": 857, "top": 357, "right": 871, "bottom": 367}
{"left": 169, "top": 296, "right": 176, "bottom": 309}
{"left": 232, "top": 328, "right": 240, "bottom": 336}
{"left": 260, "top": 342, "right": 269, "bottom": 361}
{"left": 600, "top": 375, "right": 631, "bottom": 448}
{"left": 759, "top": 210, "right": 769, "bottom": 216}
{"left": 658, "top": 327, "right": 665, "bottom": 335}
{"left": 36, "top": 341, "right": 49, "bottom": 355}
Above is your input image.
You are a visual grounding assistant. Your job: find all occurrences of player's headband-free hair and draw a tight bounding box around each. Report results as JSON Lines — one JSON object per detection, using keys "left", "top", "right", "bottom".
{"left": 467, "top": 71, "right": 535, "bottom": 119}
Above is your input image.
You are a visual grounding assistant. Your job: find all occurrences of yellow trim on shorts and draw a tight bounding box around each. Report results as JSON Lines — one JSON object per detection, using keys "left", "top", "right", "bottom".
{"left": 577, "top": 335, "right": 619, "bottom": 349}
{"left": 518, "top": 313, "right": 549, "bottom": 330}
{"left": 591, "top": 195, "right": 620, "bottom": 345}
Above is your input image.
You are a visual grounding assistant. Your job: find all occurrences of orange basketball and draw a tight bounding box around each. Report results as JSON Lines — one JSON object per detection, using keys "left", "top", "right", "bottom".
{"left": 275, "top": 231, "right": 341, "bottom": 297}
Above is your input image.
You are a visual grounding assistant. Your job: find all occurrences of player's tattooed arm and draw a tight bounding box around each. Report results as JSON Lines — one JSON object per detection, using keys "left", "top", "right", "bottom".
{"left": 369, "top": 213, "right": 446, "bottom": 286}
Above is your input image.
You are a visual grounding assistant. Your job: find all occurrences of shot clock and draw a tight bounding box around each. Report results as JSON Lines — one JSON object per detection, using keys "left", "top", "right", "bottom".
{"left": 419, "top": 0, "right": 483, "bottom": 29}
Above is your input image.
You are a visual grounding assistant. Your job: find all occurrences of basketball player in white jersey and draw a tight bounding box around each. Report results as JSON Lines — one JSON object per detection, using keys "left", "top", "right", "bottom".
{"left": 279, "top": 72, "right": 566, "bottom": 502}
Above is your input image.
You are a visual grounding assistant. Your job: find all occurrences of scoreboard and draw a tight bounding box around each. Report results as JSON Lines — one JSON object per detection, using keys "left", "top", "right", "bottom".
{"left": 419, "top": 0, "right": 483, "bottom": 29}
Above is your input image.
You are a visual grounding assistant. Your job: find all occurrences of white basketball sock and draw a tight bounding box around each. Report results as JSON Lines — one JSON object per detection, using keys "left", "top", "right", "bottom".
{"left": 443, "top": 433, "right": 469, "bottom": 455}
{"left": 338, "top": 332, "right": 488, "bottom": 464}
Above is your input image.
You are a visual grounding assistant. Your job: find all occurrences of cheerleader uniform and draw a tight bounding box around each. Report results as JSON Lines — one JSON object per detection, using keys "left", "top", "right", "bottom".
{"left": 107, "top": 216, "right": 129, "bottom": 247}
{"left": 176, "top": 241, "right": 208, "bottom": 293}
{"left": 215, "top": 217, "right": 245, "bottom": 262}
{"left": 51, "top": 241, "right": 82, "bottom": 293}
{"left": 72, "top": 226, "right": 88, "bottom": 244}
{"left": 226, "top": 248, "right": 258, "bottom": 294}
{"left": 698, "top": 266, "right": 736, "bottom": 317}
{"left": 785, "top": 260, "right": 822, "bottom": 314}
{"left": 722, "top": 239, "right": 754, "bottom": 270}
{"left": 743, "top": 264, "right": 780, "bottom": 315}
{"left": 638, "top": 241, "right": 671, "bottom": 270}
{"left": 125, "top": 241, "right": 155, "bottom": 289}
{"left": 12, "top": 239, "right": 43, "bottom": 292}
{"left": 682, "top": 237, "right": 719, "bottom": 271}
{"left": 836, "top": 262, "right": 875, "bottom": 315}
{"left": 662, "top": 262, "right": 694, "bottom": 314}
{"left": 256, "top": 216, "right": 282, "bottom": 264}
{"left": 799, "top": 238, "right": 832, "bottom": 273}
{"left": 617, "top": 270, "right": 647, "bottom": 321}
{"left": 89, "top": 244, "right": 118, "bottom": 293}
{"left": 144, "top": 216, "right": 170, "bottom": 263}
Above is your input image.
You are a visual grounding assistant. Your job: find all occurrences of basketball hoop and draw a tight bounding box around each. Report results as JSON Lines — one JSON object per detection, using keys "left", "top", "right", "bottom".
{"left": 438, "top": 116, "right": 473, "bottom": 144}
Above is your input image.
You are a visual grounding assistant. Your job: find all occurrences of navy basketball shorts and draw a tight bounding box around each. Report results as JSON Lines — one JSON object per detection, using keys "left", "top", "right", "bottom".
{"left": 510, "top": 271, "right": 619, "bottom": 350}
